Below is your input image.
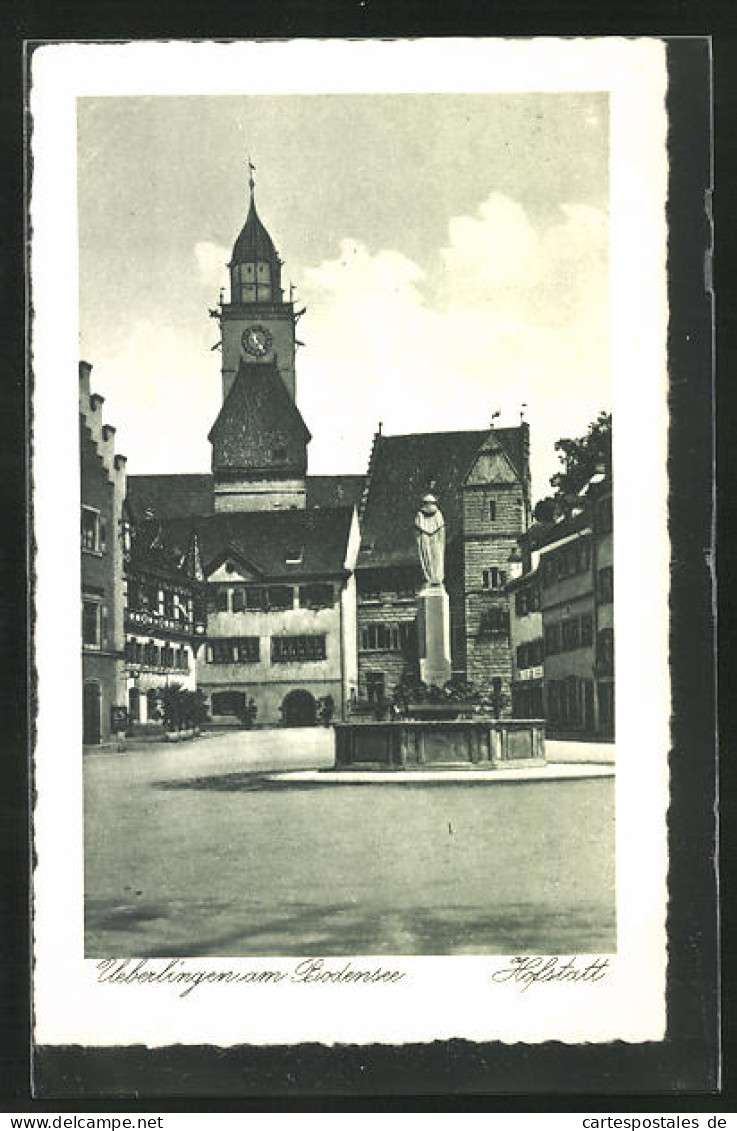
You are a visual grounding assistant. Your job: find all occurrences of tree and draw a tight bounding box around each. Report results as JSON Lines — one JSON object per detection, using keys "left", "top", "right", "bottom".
{"left": 534, "top": 411, "right": 612, "bottom": 519}
{"left": 550, "top": 411, "right": 611, "bottom": 498}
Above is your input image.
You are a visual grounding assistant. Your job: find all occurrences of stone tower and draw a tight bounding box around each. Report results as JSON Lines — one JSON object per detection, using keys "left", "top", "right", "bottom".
{"left": 210, "top": 166, "right": 311, "bottom": 512}
{"left": 218, "top": 165, "right": 299, "bottom": 402}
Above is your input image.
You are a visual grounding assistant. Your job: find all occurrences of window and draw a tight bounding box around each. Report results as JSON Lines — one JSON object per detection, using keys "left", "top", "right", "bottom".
{"left": 542, "top": 556, "right": 556, "bottom": 587}
{"left": 478, "top": 607, "right": 509, "bottom": 634}
{"left": 561, "top": 618, "right": 580, "bottom": 651}
{"left": 273, "top": 445, "right": 288, "bottom": 463}
{"left": 162, "top": 644, "right": 174, "bottom": 669}
{"left": 235, "top": 637, "right": 260, "bottom": 663}
{"left": 216, "top": 588, "right": 229, "bottom": 613}
{"left": 517, "top": 638, "right": 544, "bottom": 669}
{"left": 177, "top": 647, "right": 188, "bottom": 670}
{"left": 271, "top": 634, "right": 327, "bottom": 663}
{"left": 366, "top": 672, "right": 386, "bottom": 705}
{"left": 597, "top": 628, "right": 614, "bottom": 674}
{"left": 285, "top": 546, "right": 303, "bottom": 565}
{"left": 360, "top": 622, "right": 415, "bottom": 652}
{"left": 232, "top": 587, "right": 246, "bottom": 612}
{"left": 482, "top": 567, "right": 507, "bottom": 591}
{"left": 82, "top": 600, "right": 101, "bottom": 647}
{"left": 514, "top": 584, "right": 539, "bottom": 617}
{"left": 268, "top": 586, "right": 293, "bottom": 611}
{"left": 163, "top": 591, "right": 175, "bottom": 619}
{"left": 299, "top": 583, "right": 334, "bottom": 610}
{"left": 81, "top": 508, "right": 98, "bottom": 551}
{"left": 598, "top": 566, "right": 614, "bottom": 603}
{"left": 209, "top": 640, "right": 234, "bottom": 664}
{"left": 206, "top": 637, "right": 260, "bottom": 664}
{"left": 143, "top": 641, "right": 157, "bottom": 667}
{"left": 488, "top": 499, "right": 497, "bottom": 521}
{"left": 81, "top": 507, "right": 106, "bottom": 553}
{"left": 243, "top": 585, "right": 293, "bottom": 611}
{"left": 581, "top": 613, "right": 594, "bottom": 646}
{"left": 544, "top": 623, "right": 561, "bottom": 656}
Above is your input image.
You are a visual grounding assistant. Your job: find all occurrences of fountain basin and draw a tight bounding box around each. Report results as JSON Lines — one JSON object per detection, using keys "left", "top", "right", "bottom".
{"left": 334, "top": 717, "right": 546, "bottom": 771}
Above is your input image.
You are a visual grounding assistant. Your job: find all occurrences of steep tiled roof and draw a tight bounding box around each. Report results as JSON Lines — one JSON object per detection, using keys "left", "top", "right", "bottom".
{"left": 306, "top": 475, "right": 366, "bottom": 509}
{"left": 358, "top": 428, "right": 526, "bottom": 570}
{"left": 209, "top": 359, "right": 311, "bottom": 473}
{"left": 127, "top": 474, "right": 214, "bottom": 522}
{"left": 159, "top": 506, "right": 355, "bottom": 580}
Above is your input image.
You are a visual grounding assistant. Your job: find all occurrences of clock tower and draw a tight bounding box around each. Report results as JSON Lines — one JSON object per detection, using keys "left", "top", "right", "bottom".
{"left": 217, "top": 164, "right": 299, "bottom": 402}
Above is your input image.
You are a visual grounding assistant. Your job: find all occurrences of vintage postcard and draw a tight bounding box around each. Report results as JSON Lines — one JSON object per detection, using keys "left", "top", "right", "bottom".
{"left": 31, "top": 38, "right": 671, "bottom": 1051}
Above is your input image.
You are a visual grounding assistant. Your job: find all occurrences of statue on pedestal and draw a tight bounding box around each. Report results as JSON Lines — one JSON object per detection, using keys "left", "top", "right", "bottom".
{"left": 414, "top": 493, "right": 445, "bottom": 587}
{"left": 414, "top": 492, "right": 452, "bottom": 689}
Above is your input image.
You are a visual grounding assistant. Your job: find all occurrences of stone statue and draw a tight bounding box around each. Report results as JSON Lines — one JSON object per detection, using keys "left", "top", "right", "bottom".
{"left": 414, "top": 493, "right": 446, "bottom": 586}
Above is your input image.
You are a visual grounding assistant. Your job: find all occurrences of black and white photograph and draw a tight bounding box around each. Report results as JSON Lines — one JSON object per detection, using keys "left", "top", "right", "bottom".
{"left": 31, "top": 38, "right": 671, "bottom": 1049}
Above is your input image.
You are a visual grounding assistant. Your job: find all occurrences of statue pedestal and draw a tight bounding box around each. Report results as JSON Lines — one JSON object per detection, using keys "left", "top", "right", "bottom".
{"left": 417, "top": 583, "right": 452, "bottom": 690}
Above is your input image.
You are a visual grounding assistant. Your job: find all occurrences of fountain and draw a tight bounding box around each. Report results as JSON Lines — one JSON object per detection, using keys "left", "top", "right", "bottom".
{"left": 336, "top": 491, "right": 546, "bottom": 771}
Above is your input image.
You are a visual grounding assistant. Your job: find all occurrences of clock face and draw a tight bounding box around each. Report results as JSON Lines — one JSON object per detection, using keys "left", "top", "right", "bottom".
{"left": 242, "top": 325, "right": 273, "bottom": 357}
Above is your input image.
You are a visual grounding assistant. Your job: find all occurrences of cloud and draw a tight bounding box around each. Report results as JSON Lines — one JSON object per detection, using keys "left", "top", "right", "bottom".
{"left": 296, "top": 192, "right": 609, "bottom": 497}
{"left": 82, "top": 319, "right": 221, "bottom": 476}
{"left": 194, "top": 241, "right": 229, "bottom": 292}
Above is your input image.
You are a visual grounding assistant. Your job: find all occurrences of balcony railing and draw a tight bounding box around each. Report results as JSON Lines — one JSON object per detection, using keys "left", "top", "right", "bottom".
{"left": 125, "top": 607, "right": 205, "bottom": 636}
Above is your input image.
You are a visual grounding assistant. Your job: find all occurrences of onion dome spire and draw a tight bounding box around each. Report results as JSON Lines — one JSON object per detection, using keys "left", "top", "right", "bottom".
{"left": 228, "top": 157, "right": 283, "bottom": 303}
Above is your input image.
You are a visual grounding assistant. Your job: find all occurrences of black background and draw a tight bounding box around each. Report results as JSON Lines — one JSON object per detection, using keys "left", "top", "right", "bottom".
{"left": 1, "top": 6, "right": 729, "bottom": 1110}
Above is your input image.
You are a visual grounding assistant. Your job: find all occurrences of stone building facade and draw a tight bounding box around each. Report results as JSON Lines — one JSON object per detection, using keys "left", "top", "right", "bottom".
{"left": 355, "top": 425, "right": 531, "bottom": 709}
{"left": 79, "top": 361, "right": 127, "bottom": 744}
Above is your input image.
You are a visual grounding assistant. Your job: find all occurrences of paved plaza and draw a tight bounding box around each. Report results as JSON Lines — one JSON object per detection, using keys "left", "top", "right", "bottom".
{"left": 85, "top": 729, "right": 616, "bottom": 957}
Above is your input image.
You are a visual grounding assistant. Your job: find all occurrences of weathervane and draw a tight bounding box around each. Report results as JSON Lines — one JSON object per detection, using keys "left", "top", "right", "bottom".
{"left": 247, "top": 155, "right": 256, "bottom": 198}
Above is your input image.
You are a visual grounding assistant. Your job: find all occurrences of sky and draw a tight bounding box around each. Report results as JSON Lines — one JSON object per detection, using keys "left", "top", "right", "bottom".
{"left": 77, "top": 93, "right": 610, "bottom": 500}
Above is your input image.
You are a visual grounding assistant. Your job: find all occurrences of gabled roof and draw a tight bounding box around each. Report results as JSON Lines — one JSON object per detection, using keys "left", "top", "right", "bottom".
{"left": 208, "top": 358, "right": 311, "bottom": 472}
{"left": 357, "top": 428, "right": 527, "bottom": 570}
{"left": 306, "top": 475, "right": 366, "bottom": 509}
{"left": 159, "top": 506, "right": 355, "bottom": 580}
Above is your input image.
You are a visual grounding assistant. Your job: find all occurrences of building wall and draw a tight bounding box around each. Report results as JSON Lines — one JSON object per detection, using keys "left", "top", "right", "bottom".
{"left": 508, "top": 573, "right": 543, "bottom": 717}
{"left": 462, "top": 481, "right": 527, "bottom": 703}
{"left": 356, "top": 591, "right": 418, "bottom": 702}
{"left": 80, "top": 362, "right": 126, "bottom": 745}
{"left": 197, "top": 581, "right": 344, "bottom": 726}
{"left": 214, "top": 476, "right": 306, "bottom": 512}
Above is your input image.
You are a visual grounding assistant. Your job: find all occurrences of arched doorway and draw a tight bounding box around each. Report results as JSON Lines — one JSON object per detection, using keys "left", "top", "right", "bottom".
{"left": 282, "top": 689, "right": 317, "bottom": 727}
{"left": 83, "top": 681, "right": 101, "bottom": 744}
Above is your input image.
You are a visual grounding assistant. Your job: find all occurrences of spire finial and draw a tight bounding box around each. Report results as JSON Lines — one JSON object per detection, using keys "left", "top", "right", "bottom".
{"left": 247, "top": 155, "right": 256, "bottom": 200}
